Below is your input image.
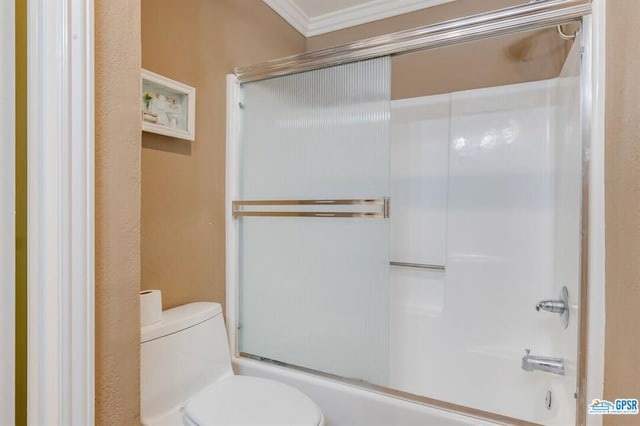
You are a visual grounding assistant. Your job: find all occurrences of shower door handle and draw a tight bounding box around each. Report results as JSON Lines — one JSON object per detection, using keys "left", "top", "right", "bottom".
{"left": 232, "top": 198, "right": 390, "bottom": 218}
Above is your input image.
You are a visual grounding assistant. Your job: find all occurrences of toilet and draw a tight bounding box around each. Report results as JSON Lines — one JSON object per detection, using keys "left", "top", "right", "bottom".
{"left": 141, "top": 302, "right": 325, "bottom": 426}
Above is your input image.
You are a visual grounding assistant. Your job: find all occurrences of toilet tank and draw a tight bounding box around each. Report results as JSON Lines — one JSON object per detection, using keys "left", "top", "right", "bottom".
{"left": 141, "top": 302, "right": 233, "bottom": 424}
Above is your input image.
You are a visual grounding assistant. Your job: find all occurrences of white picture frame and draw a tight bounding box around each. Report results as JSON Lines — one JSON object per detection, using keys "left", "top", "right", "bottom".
{"left": 141, "top": 69, "right": 196, "bottom": 141}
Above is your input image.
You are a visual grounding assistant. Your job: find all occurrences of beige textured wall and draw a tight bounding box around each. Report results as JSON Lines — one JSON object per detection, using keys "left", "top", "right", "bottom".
{"left": 95, "top": 0, "right": 141, "bottom": 424}
{"left": 140, "top": 0, "right": 305, "bottom": 311}
{"left": 603, "top": 2, "right": 640, "bottom": 424}
{"left": 389, "top": 27, "right": 572, "bottom": 99}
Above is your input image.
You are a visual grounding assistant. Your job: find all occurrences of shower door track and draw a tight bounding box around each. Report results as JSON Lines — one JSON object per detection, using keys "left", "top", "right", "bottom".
{"left": 239, "top": 352, "right": 538, "bottom": 426}
{"left": 234, "top": 0, "right": 591, "bottom": 83}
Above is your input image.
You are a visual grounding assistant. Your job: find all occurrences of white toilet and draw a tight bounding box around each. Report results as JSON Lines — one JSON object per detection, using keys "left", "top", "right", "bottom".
{"left": 141, "top": 302, "right": 325, "bottom": 426}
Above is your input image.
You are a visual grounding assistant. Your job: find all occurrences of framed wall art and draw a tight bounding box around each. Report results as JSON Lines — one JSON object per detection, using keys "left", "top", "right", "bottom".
{"left": 141, "top": 69, "right": 196, "bottom": 141}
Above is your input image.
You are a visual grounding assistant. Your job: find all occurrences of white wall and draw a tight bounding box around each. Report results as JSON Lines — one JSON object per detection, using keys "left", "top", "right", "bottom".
{"left": 0, "top": 1, "right": 16, "bottom": 424}
{"left": 389, "top": 74, "right": 582, "bottom": 424}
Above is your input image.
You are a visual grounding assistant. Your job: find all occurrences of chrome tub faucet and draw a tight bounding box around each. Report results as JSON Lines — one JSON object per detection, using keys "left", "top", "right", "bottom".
{"left": 521, "top": 349, "right": 565, "bottom": 376}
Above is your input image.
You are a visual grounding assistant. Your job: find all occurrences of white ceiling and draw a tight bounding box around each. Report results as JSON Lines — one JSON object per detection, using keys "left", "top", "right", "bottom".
{"left": 264, "top": 0, "right": 455, "bottom": 37}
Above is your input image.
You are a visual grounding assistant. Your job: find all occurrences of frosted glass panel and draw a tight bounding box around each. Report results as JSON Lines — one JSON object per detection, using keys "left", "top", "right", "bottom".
{"left": 238, "top": 57, "right": 391, "bottom": 385}
{"left": 240, "top": 59, "right": 390, "bottom": 200}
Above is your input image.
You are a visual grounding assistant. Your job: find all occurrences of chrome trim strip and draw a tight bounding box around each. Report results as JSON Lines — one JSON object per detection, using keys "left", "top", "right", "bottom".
{"left": 233, "top": 211, "right": 385, "bottom": 219}
{"left": 390, "top": 261, "right": 445, "bottom": 271}
{"left": 233, "top": 199, "right": 386, "bottom": 206}
{"left": 235, "top": 0, "right": 591, "bottom": 82}
{"left": 576, "top": 15, "right": 592, "bottom": 426}
{"left": 238, "top": 353, "right": 537, "bottom": 426}
{"left": 232, "top": 198, "right": 389, "bottom": 218}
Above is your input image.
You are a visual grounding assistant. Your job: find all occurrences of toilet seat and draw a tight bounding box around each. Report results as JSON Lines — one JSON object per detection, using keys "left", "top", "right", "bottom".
{"left": 183, "top": 375, "right": 324, "bottom": 426}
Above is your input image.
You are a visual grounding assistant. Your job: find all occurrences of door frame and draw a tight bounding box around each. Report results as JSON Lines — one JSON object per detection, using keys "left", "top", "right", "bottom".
{"left": 1, "top": 0, "right": 16, "bottom": 424}
{"left": 27, "top": 0, "right": 95, "bottom": 423}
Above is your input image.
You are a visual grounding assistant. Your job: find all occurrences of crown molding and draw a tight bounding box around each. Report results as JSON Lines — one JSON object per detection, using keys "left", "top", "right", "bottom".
{"left": 263, "top": 0, "right": 310, "bottom": 36}
{"left": 308, "top": 0, "right": 455, "bottom": 37}
{"left": 265, "top": 0, "right": 454, "bottom": 38}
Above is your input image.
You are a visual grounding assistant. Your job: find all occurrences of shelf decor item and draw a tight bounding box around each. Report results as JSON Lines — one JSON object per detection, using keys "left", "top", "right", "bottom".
{"left": 141, "top": 69, "right": 196, "bottom": 141}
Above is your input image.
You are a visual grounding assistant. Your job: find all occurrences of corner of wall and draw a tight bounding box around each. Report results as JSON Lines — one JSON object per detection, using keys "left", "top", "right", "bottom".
{"left": 94, "top": 0, "right": 142, "bottom": 424}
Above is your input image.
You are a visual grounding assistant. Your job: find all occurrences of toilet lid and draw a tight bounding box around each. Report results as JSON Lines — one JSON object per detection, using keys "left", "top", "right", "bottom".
{"left": 183, "top": 375, "right": 323, "bottom": 426}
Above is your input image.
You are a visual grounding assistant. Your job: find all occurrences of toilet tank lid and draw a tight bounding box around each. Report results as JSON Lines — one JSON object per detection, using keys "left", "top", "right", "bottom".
{"left": 141, "top": 302, "right": 222, "bottom": 343}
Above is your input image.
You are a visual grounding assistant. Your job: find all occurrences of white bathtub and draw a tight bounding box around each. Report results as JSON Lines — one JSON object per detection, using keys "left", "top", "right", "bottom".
{"left": 233, "top": 357, "right": 503, "bottom": 426}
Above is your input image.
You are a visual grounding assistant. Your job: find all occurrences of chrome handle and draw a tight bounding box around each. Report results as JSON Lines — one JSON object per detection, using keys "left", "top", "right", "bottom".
{"left": 232, "top": 198, "right": 389, "bottom": 219}
{"left": 536, "top": 300, "right": 566, "bottom": 314}
{"left": 389, "top": 261, "right": 445, "bottom": 271}
{"left": 535, "top": 286, "right": 569, "bottom": 329}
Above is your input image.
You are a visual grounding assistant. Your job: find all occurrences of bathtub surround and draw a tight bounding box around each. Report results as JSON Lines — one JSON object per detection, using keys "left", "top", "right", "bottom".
{"left": 95, "top": 0, "right": 141, "bottom": 424}
{"left": 141, "top": 0, "right": 306, "bottom": 311}
{"left": 387, "top": 73, "right": 581, "bottom": 424}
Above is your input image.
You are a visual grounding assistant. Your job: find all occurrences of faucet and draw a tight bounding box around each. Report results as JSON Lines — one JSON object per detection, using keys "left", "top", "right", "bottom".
{"left": 521, "top": 349, "right": 565, "bottom": 375}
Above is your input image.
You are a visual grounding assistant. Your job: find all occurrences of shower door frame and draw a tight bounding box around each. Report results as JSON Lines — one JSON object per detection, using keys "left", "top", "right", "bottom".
{"left": 226, "top": 1, "right": 606, "bottom": 424}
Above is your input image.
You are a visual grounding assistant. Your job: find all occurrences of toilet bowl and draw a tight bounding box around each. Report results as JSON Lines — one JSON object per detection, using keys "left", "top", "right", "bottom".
{"left": 140, "top": 302, "right": 324, "bottom": 426}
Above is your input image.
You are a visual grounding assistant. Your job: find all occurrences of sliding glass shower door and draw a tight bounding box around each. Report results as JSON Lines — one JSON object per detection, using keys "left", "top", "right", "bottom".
{"left": 232, "top": 16, "right": 586, "bottom": 424}
{"left": 236, "top": 57, "right": 391, "bottom": 384}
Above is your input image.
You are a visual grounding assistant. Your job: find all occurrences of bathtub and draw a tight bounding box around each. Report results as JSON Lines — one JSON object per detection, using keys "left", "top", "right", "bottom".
{"left": 233, "top": 357, "right": 503, "bottom": 426}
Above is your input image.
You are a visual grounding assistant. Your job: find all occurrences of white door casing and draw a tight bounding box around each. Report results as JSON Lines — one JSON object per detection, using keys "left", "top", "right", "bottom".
{"left": 27, "top": 0, "right": 95, "bottom": 424}
{"left": 1, "top": 1, "right": 16, "bottom": 424}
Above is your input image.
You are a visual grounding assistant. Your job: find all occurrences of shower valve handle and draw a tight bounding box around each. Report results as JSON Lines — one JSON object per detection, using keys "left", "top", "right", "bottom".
{"left": 535, "top": 300, "right": 566, "bottom": 314}
{"left": 535, "top": 286, "right": 569, "bottom": 329}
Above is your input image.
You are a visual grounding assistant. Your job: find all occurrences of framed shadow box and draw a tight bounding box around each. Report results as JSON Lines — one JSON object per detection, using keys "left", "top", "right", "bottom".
{"left": 141, "top": 69, "right": 196, "bottom": 141}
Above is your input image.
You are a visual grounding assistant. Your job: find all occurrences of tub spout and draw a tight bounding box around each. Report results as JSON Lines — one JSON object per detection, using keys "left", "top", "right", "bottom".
{"left": 521, "top": 349, "right": 564, "bottom": 375}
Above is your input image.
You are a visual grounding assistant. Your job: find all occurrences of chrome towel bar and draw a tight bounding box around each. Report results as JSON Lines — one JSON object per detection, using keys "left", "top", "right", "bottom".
{"left": 232, "top": 198, "right": 389, "bottom": 219}
{"left": 389, "top": 261, "right": 445, "bottom": 271}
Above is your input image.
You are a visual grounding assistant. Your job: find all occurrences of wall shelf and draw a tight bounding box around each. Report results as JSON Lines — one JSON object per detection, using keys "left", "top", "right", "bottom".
{"left": 141, "top": 69, "right": 196, "bottom": 141}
